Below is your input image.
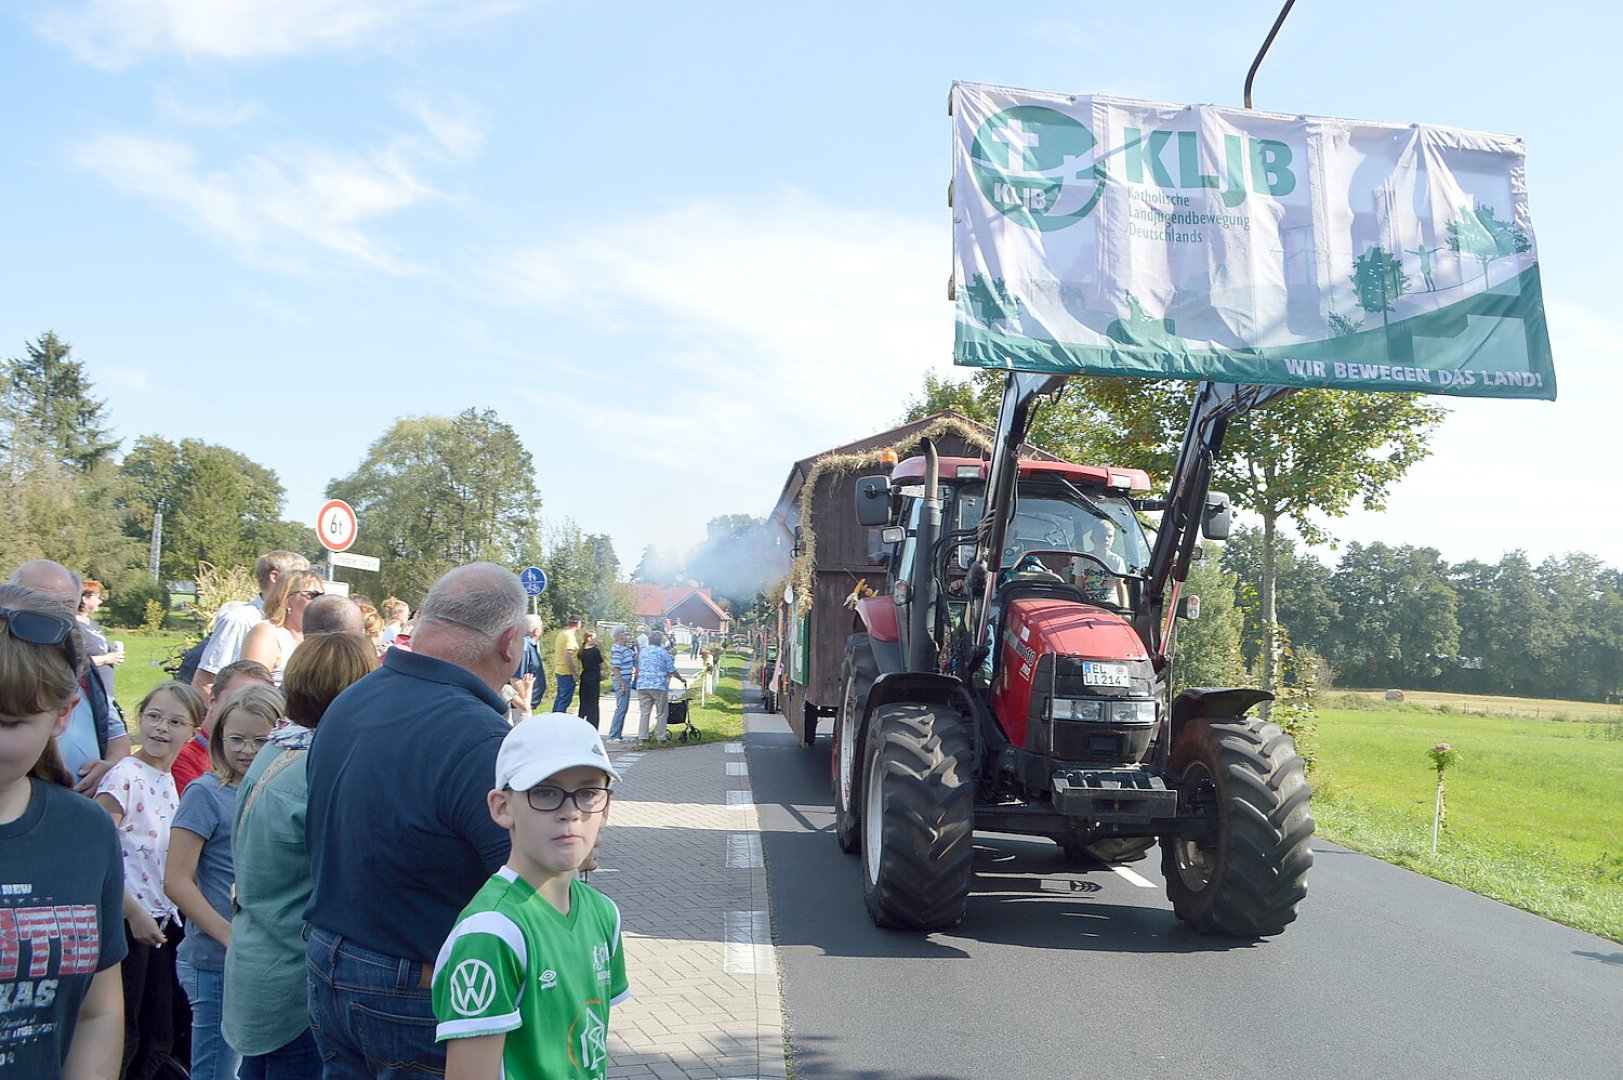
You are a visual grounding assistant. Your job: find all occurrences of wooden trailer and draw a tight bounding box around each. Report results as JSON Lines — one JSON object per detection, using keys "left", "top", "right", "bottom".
{"left": 766, "top": 412, "right": 1053, "bottom": 744}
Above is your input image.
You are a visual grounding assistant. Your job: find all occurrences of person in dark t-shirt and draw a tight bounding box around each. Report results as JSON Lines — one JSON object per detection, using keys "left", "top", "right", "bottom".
{"left": 0, "top": 582, "right": 127, "bottom": 1077}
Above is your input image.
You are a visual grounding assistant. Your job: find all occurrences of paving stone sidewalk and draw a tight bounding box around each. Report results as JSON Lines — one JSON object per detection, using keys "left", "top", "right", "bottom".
{"left": 586, "top": 662, "right": 787, "bottom": 1080}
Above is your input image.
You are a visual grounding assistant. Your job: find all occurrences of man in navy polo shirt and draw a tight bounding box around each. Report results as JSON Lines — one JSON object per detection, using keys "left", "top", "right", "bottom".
{"left": 304, "top": 562, "right": 526, "bottom": 1079}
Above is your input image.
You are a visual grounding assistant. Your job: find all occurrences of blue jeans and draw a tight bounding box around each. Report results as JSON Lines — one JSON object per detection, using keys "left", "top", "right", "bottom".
{"left": 238, "top": 1027, "right": 320, "bottom": 1080}
{"left": 177, "top": 958, "right": 238, "bottom": 1080}
{"left": 552, "top": 673, "right": 577, "bottom": 713}
{"left": 608, "top": 679, "right": 632, "bottom": 738}
{"left": 306, "top": 927, "right": 442, "bottom": 1080}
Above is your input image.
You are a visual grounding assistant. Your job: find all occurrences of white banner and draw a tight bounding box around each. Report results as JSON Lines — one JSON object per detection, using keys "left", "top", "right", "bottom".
{"left": 951, "top": 82, "right": 1555, "bottom": 399}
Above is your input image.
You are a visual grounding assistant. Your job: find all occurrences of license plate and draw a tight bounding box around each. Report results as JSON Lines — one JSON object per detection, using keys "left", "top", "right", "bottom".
{"left": 1082, "top": 662, "right": 1130, "bottom": 688}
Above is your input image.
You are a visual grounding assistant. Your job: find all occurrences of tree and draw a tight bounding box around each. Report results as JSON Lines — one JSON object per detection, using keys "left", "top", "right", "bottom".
{"left": 326, "top": 408, "right": 542, "bottom": 602}
{"left": 1446, "top": 203, "right": 1530, "bottom": 289}
{"left": 1170, "top": 544, "right": 1245, "bottom": 695}
{"left": 2, "top": 332, "right": 119, "bottom": 473}
{"left": 1221, "top": 527, "right": 1339, "bottom": 673}
{"left": 1326, "top": 543, "right": 1460, "bottom": 686}
{"left": 1351, "top": 245, "right": 1410, "bottom": 328}
{"left": 119, "top": 436, "right": 307, "bottom": 584}
{"left": 538, "top": 521, "right": 635, "bottom": 628}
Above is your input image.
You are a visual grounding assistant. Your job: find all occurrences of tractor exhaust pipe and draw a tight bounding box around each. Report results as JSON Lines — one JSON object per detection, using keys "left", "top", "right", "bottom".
{"left": 910, "top": 439, "right": 940, "bottom": 672}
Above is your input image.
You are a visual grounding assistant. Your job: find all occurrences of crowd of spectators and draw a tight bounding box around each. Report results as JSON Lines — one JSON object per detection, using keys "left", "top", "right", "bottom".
{"left": 0, "top": 552, "right": 721, "bottom": 1078}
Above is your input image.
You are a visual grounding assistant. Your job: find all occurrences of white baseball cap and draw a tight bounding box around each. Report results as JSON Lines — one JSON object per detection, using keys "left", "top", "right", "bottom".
{"left": 495, "top": 713, "right": 620, "bottom": 791}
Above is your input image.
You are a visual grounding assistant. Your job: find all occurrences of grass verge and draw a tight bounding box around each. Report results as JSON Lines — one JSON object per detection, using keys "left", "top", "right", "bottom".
{"left": 1312, "top": 703, "right": 1623, "bottom": 942}
{"left": 106, "top": 629, "right": 195, "bottom": 720}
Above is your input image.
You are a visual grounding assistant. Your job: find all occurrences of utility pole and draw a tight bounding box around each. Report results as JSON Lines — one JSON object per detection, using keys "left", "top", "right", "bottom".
{"left": 148, "top": 511, "right": 163, "bottom": 582}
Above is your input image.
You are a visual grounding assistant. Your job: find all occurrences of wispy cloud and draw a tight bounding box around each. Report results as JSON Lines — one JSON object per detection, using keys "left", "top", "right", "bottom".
{"left": 481, "top": 189, "right": 956, "bottom": 459}
{"left": 72, "top": 100, "right": 485, "bottom": 276}
{"left": 155, "top": 85, "right": 263, "bottom": 128}
{"left": 37, "top": 0, "right": 526, "bottom": 70}
{"left": 480, "top": 190, "right": 959, "bottom": 556}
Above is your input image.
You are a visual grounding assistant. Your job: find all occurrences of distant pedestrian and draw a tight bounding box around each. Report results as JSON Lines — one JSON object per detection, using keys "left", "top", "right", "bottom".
{"left": 516, "top": 613, "right": 547, "bottom": 710}
{"left": 77, "top": 579, "right": 124, "bottom": 698}
{"left": 634, "top": 630, "right": 688, "bottom": 745}
{"left": 0, "top": 583, "right": 127, "bottom": 1078}
{"left": 577, "top": 630, "right": 604, "bottom": 729}
{"left": 240, "top": 569, "right": 325, "bottom": 686}
{"left": 607, "top": 629, "right": 636, "bottom": 741}
{"left": 305, "top": 562, "right": 526, "bottom": 1079}
{"left": 192, "top": 551, "right": 310, "bottom": 694}
{"left": 164, "top": 685, "right": 282, "bottom": 1080}
{"left": 552, "top": 616, "right": 582, "bottom": 712}
{"left": 432, "top": 714, "right": 628, "bottom": 1079}
{"left": 379, "top": 597, "right": 410, "bottom": 647}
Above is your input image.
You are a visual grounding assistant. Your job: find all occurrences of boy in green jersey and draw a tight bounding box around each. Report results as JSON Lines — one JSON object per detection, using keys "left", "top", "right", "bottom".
{"left": 433, "top": 713, "right": 629, "bottom": 1079}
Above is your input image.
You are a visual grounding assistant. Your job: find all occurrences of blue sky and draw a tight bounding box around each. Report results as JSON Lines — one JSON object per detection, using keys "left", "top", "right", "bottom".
{"left": 4, "top": 1, "right": 1616, "bottom": 575}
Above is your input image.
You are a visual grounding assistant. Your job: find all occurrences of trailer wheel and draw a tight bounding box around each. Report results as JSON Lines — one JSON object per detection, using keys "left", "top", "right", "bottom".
{"left": 1162, "top": 716, "right": 1314, "bottom": 937}
{"left": 861, "top": 702, "right": 974, "bottom": 931}
{"left": 833, "top": 635, "right": 877, "bottom": 854}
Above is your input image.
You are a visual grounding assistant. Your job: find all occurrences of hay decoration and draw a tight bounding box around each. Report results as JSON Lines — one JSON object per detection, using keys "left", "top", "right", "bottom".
{"left": 785, "top": 414, "right": 992, "bottom": 605}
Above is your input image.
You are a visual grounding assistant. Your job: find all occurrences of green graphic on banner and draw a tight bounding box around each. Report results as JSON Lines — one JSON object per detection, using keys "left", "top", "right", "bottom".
{"left": 950, "top": 83, "right": 1557, "bottom": 400}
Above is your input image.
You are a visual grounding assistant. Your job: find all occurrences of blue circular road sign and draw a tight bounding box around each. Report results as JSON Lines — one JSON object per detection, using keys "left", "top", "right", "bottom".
{"left": 519, "top": 566, "right": 547, "bottom": 596}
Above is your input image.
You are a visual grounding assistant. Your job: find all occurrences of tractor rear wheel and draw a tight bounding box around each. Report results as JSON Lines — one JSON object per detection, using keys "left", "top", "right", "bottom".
{"left": 861, "top": 702, "right": 974, "bottom": 931}
{"left": 1162, "top": 715, "right": 1314, "bottom": 937}
{"left": 833, "top": 635, "right": 876, "bottom": 854}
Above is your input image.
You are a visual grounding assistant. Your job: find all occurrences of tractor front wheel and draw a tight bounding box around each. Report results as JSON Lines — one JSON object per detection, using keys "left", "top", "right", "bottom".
{"left": 1062, "top": 836, "right": 1156, "bottom": 865}
{"left": 833, "top": 635, "right": 876, "bottom": 854}
{"left": 1162, "top": 715, "right": 1314, "bottom": 937}
{"left": 861, "top": 702, "right": 974, "bottom": 931}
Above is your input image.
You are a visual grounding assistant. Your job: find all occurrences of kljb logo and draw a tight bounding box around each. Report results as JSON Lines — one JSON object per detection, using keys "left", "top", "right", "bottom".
{"left": 970, "top": 106, "right": 1104, "bottom": 233}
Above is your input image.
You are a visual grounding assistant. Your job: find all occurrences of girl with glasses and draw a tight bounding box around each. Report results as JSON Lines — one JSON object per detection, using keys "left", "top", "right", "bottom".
{"left": 164, "top": 685, "right": 284, "bottom": 1080}
{"left": 95, "top": 679, "right": 205, "bottom": 1079}
{"left": 0, "top": 584, "right": 126, "bottom": 1077}
{"left": 240, "top": 568, "right": 325, "bottom": 687}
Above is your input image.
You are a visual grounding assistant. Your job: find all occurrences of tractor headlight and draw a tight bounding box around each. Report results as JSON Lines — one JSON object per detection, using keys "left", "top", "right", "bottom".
{"left": 1051, "top": 699, "right": 1155, "bottom": 725}
{"left": 1106, "top": 701, "right": 1156, "bottom": 727}
{"left": 1052, "top": 698, "right": 1104, "bottom": 723}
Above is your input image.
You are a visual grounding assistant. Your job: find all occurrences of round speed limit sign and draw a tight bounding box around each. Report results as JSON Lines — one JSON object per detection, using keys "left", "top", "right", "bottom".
{"left": 317, "top": 499, "right": 358, "bottom": 552}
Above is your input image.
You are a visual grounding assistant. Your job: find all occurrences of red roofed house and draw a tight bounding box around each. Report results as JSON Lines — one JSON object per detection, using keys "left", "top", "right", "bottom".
{"left": 630, "top": 584, "right": 732, "bottom": 634}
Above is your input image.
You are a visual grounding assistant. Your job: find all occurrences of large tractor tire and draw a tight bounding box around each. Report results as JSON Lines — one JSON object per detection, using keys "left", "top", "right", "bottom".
{"left": 1162, "top": 716, "right": 1314, "bottom": 937}
{"left": 833, "top": 635, "right": 876, "bottom": 855}
{"left": 860, "top": 702, "right": 975, "bottom": 931}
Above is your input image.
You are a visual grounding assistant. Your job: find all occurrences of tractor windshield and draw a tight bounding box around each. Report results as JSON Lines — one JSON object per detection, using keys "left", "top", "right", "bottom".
{"left": 954, "top": 485, "right": 1151, "bottom": 577}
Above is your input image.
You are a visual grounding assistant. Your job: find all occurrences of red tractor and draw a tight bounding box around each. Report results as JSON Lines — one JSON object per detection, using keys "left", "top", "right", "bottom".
{"left": 831, "top": 373, "right": 1313, "bottom": 937}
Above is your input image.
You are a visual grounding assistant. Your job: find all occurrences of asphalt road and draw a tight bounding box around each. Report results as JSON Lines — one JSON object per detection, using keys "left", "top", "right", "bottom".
{"left": 745, "top": 712, "right": 1623, "bottom": 1080}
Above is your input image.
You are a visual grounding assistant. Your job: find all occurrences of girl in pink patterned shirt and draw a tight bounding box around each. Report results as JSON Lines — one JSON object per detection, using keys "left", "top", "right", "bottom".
{"left": 96, "top": 680, "right": 204, "bottom": 1079}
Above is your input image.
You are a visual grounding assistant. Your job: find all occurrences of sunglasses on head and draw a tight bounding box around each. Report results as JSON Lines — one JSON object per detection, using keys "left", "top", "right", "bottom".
{"left": 0, "top": 606, "right": 79, "bottom": 670}
{"left": 294, "top": 590, "right": 324, "bottom": 601}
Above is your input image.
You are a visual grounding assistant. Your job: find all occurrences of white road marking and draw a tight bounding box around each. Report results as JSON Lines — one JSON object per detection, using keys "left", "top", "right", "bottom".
{"left": 726, "top": 761, "right": 749, "bottom": 776}
{"left": 725, "top": 790, "right": 753, "bottom": 809}
{"left": 727, "top": 833, "right": 763, "bottom": 869}
{"left": 725, "top": 741, "right": 744, "bottom": 754}
{"left": 723, "top": 910, "right": 775, "bottom": 974}
{"left": 1109, "top": 863, "right": 1158, "bottom": 888}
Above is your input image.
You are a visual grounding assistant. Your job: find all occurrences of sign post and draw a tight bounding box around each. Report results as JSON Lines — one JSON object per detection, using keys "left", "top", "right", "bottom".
{"left": 316, "top": 499, "right": 359, "bottom": 582}
{"left": 519, "top": 566, "right": 547, "bottom": 614}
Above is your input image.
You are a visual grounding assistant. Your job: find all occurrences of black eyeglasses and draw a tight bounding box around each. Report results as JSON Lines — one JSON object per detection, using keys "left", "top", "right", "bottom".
{"left": 0, "top": 606, "right": 79, "bottom": 670}
{"left": 294, "top": 590, "right": 324, "bottom": 601}
{"left": 515, "top": 785, "right": 612, "bottom": 814}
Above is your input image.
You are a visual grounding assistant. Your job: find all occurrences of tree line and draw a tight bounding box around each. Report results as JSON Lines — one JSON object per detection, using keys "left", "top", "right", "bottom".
{"left": 1, "top": 331, "right": 633, "bottom": 629}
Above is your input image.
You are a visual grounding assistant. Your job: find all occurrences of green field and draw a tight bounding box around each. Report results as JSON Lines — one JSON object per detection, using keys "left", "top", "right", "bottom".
{"left": 106, "top": 628, "right": 196, "bottom": 720}
{"left": 1312, "top": 699, "right": 1623, "bottom": 942}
